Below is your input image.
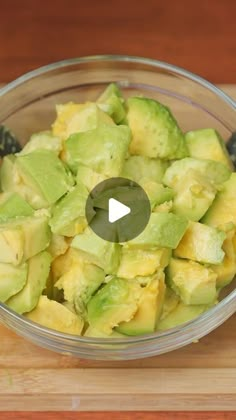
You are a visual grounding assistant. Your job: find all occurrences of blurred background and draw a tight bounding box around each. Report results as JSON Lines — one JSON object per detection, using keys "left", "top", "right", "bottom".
{"left": 0, "top": 0, "right": 235, "bottom": 84}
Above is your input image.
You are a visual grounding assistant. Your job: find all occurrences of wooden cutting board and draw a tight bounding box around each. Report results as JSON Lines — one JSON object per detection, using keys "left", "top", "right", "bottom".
{"left": 0, "top": 85, "right": 235, "bottom": 412}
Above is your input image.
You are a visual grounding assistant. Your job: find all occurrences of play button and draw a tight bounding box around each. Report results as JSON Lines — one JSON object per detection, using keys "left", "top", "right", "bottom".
{"left": 108, "top": 198, "right": 131, "bottom": 223}
{"left": 85, "top": 177, "right": 151, "bottom": 243}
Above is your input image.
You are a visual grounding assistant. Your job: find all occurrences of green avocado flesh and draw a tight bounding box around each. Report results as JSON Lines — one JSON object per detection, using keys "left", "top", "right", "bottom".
{"left": 0, "top": 83, "right": 234, "bottom": 339}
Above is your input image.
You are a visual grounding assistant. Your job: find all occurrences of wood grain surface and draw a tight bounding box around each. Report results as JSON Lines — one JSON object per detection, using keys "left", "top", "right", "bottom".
{"left": 0, "top": 0, "right": 235, "bottom": 84}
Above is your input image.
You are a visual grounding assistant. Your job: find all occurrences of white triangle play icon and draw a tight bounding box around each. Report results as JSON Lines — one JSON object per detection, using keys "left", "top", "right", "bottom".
{"left": 108, "top": 198, "right": 131, "bottom": 223}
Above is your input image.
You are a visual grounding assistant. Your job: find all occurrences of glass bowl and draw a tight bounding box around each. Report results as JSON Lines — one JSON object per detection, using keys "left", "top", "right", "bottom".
{"left": 0, "top": 55, "right": 235, "bottom": 360}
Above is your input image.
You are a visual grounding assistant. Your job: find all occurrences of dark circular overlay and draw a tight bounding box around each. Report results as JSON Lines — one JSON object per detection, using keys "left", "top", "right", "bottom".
{"left": 85, "top": 177, "right": 151, "bottom": 243}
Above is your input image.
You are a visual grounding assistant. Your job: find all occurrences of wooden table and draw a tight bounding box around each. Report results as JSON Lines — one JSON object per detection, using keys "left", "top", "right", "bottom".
{"left": 0, "top": 1, "right": 236, "bottom": 419}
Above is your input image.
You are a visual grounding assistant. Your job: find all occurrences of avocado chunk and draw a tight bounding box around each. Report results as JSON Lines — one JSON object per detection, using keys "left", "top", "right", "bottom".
{"left": 186, "top": 128, "right": 233, "bottom": 170}
{"left": 170, "top": 169, "right": 216, "bottom": 221}
{"left": 47, "top": 234, "right": 69, "bottom": 261}
{"left": 97, "top": 83, "right": 126, "bottom": 124}
{"left": 25, "top": 295, "right": 84, "bottom": 335}
{"left": 160, "top": 287, "right": 180, "bottom": 320}
{"left": 139, "top": 179, "right": 174, "bottom": 210}
{"left": 0, "top": 262, "right": 28, "bottom": 302}
{"left": 19, "top": 131, "right": 62, "bottom": 156}
{"left": 49, "top": 184, "right": 88, "bottom": 237}
{"left": 16, "top": 150, "right": 74, "bottom": 208}
{"left": 0, "top": 192, "right": 33, "bottom": 222}
{"left": 71, "top": 227, "right": 121, "bottom": 274}
{"left": 52, "top": 102, "right": 114, "bottom": 140}
{"left": 84, "top": 326, "right": 125, "bottom": 338}
{"left": 211, "top": 224, "right": 236, "bottom": 288}
{"left": 126, "top": 97, "right": 188, "bottom": 159}
{"left": 0, "top": 155, "right": 49, "bottom": 209}
{"left": 174, "top": 221, "right": 226, "bottom": 265}
{"left": 166, "top": 258, "right": 217, "bottom": 305}
{"left": 157, "top": 302, "right": 208, "bottom": 331}
{"left": 121, "top": 155, "right": 168, "bottom": 183}
{"left": 64, "top": 124, "right": 130, "bottom": 176}
{"left": 55, "top": 260, "right": 105, "bottom": 318}
{"left": 117, "top": 248, "right": 171, "bottom": 279}
{"left": 76, "top": 165, "right": 107, "bottom": 192}
{"left": 7, "top": 251, "right": 51, "bottom": 314}
{"left": 87, "top": 278, "right": 142, "bottom": 335}
{"left": 163, "top": 157, "right": 231, "bottom": 189}
{"left": 202, "top": 173, "right": 236, "bottom": 227}
{"left": 0, "top": 215, "right": 51, "bottom": 265}
{"left": 126, "top": 212, "right": 188, "bottom": 249}
{"left": 117, "top": 272, "right": 166, "bottom": 336}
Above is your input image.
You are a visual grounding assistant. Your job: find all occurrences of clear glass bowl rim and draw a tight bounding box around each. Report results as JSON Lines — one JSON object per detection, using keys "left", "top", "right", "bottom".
{"left": 0, "top": 54, "right": 235, "bottom": 348}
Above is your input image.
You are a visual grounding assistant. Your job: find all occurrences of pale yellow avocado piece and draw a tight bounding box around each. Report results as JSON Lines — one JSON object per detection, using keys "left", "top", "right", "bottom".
{"left": 51, "top": 248, "right": 82, "bottom": 282}
{"left": 157, "top": 302, "right": 208, "bottom": 331}
{"left": 117, "top": 272, "right": 166, "bottom": 336}
{"left": 211, "top": 224, "right": 236, "bottom": 288}
{"left": 84, "top": 326, "right": 125, "bottom": 338}
{"left": 0, "top": 262, "right": 28, "bottom": 302}
{"left": 52, "top": 102, "right": 114, "bottom": 140}
{"left": 0, "top": 225, "right": 24, "bottom": 265}
{"left": 167, "top": 258, "right": 217, "bottom": 305}
{"left": 160, "top": 287, "right": 180, "bottom": 321}
{"left": 26, "top": 296, "right": 84, "bottom": 335}
{"left": 174, "top": 221, "right": 226, "bottom": 265}
{"left": 117, "top": 248, "right": 171, "bottom": 279}
{"left": 7, "top": 251, "right": 51, "bottom": 314}
{"left": 47, "top": 234, "right": 69, "bottom": 261}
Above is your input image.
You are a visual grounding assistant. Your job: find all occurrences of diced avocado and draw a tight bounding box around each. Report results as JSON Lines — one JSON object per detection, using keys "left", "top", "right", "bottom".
{"left": 55, "top": 260, "right": 105, "bottom": 317}
{"left": 0, "top": 215, "right": 51, "bottom": 265}
{"left": 117, "top": 248, "right": 171, "bottom": 279}
{"left": 211, "top": 224, "right": 236, "bottom": 288}
{"left": 47, "top": 234, "right": 69, "bottom": 261}
{"left": 157, "top": 302, "right": 208, "bottom": 331}
{"left": 202, "top": 173, "right": 236, "bottom": 227}
{"left": 97, "top": 83, "right": 126, "bottom": 124}
{"left": 0, "top": 192, "right": 33, "bottom": 222}
{"left": 126, "top": 97, "right": 188, "bottom": 159}
{"left": 52, "top": 102, "right": 114, "bottom": 140}
{"left": 25, "top": 295, "right": 84, "bottom": 335}
{"left": 20, "top": 215, "right": 51, "bottom": 261}
{"left": 19, "top": 131, "right": 62, "bottom": 156}
{"left": 163, "top": 158, "right": 231, "bottom": 189}
{"left": 0, "top": 262, "right": 28, "bottom": 302}
{"left": 166, "top": 258, "right": 217, "bottom": 305}
{"left": 174, "top": 222, "right": 226, "bottom": 265}
{"left": 186, "top": 128, "right": 233, "bottom": 170}
{"left": 64, "top": 124, "right": 131, "bottom": 176}
{"left": 16, "top": 150, "right": 74, "bottom": 208}
{"left": 87, "top": 278, "right": 142, "bottom": 335}
{"left": 160, "top": 287, "right": 180, "bottom": 320}
{"left": 171, "top": 169, "right": 216, "bottom": 221}
{"left": 84, "top": 326, "right": 125, "bottom": 338}
{"left": 76, "top": 165, "right": 107, "bottom": 192}
{"left": 125, "top": 212, "right": 188, "bottom": 249}
{"left": 51, "top": 248, "right": 81, "bottom": 282}
{"left": 153, "top": 200, "right": 173, "bottom": 213}
{"left": 7, "top": 251, "right": 51, "bottom": 314}
{"left": 121, "top": 155, "right": 168, "bottom": 183}
{"left": 0, "top": 224, "right": 24, "bottom": 265}
{"left": 71, "top": 227, "right": 121, "bottom": 274}
{"left": 139, "top": 179, "right": 174, "bottom": 210}
{"left": 0, "top": 154, "right": 49, "bottom": 209}
{"left": 0, "top": 155, "right": 16, "bottom": 191}
{"left": 117, "top": 272, "right": 166, "bottom": 335}
{"left": 49, "top": 184, "right": 88, "bottom": 237}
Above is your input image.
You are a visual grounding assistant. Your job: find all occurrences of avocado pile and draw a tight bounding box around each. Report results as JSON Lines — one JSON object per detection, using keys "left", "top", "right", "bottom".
{"left": 0, "top": 83, "right": 235, "bottom": 338}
